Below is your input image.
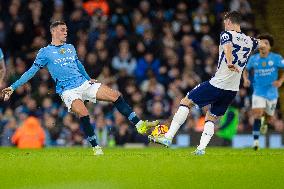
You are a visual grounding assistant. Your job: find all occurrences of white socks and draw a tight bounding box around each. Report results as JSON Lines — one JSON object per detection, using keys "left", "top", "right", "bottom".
{"left": 197, "top": 121, "right": 215, "bottom": 150}
{"left": 165, "top": 106, "right": 190, "bottom": 139}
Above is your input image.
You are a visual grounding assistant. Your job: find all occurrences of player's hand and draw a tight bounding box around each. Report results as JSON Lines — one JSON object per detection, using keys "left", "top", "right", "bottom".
{"left": 2, "top": 87, "right": 14, "bottom": 101}
{"left": 273, "top": 80, "right": 283, "bottom": 88}
{"left": 89, "top": 79, "right": 98, "bottom": 85}
{"left": 243, "top": 79, "right": 251, "bottom": 87}
{"left": 227, "top": 63, "right": 240, "bottom": 73}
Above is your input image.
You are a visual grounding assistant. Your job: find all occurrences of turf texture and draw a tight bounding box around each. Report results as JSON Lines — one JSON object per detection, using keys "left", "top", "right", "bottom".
{"left": 0, "top": 147, "right": 283, "bottom": 189}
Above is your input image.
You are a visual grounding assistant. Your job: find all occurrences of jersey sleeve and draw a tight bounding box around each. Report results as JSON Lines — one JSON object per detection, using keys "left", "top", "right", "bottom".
{"left": 11, "top": 64, "right": 40, "bottom": 90}
{"left": 220, "top": 31, "right": 233, "bottom": 46}
{"left": 276, "top": 55, "right": 284, "bottom": 68}
{"left": 33, "top": 48, "right": 48, "bottom": 68}
{"left": 0, "top": 48, "right": 4, "bottom": 60}
{"left": 10, "top": 48, "right": 46, "bottom": 90}
{"left": 250, "top": 37, "right": 259, "bottom": 52}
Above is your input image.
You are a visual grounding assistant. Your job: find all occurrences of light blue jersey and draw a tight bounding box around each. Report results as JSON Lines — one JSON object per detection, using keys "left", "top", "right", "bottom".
{"left": 0, "top": 48, "right": 4, "bottom": 60}
{"left": 246, "top": 52, "right": 284, "bottom": 100}
{"left": 11, "top": 43, "right": 91, "bottom": 94}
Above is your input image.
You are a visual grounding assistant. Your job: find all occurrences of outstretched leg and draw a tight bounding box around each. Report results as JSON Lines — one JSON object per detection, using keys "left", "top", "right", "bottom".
{"left": 148, "top": 96, "right": 194, "bottom": 147}
{"left": 165, "top": 97, "right": 194, "bottom": 139}
{"left": 96, "top": 84, "right": 158, "bottom": 134}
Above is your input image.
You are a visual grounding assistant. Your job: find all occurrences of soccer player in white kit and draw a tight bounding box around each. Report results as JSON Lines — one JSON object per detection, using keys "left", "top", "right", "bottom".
{"left": 149, "top": 11, "right": 262, "bottom": 155}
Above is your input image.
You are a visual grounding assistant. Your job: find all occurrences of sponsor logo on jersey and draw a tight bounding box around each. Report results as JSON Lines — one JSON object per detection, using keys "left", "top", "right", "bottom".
{"left": 222, "top": 33, "right": 229, "bottom": 40}
{"left": 236, "top": 36, "right": 248, "bottom": 44}
{"left": 59, "top": 48, "right": 66, "bottom": 54}
{"left": 54, "top": 56, "right": 76, "bottom": 66}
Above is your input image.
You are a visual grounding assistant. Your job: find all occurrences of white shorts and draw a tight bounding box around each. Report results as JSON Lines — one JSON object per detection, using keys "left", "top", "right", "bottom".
{"left": 252, "top": 95, "right": 277, "bottom": 116}
{"left": 61, "top": 81, "right": 101, "bottom": 112}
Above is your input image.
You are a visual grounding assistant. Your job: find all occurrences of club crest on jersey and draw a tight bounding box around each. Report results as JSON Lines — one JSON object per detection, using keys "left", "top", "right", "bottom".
{"left": 59, "top": 48, "right": 66, "bottom": 54}
{"left": 262, "top": 62, "right": 266, "bottom": 67}
{"left": 268, "top": 61, "right": 274, "bottom": 66}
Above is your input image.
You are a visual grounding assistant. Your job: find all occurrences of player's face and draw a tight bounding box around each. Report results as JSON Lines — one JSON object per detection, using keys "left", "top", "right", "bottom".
{"left": 51, "top": 25, "right": 67, "bottom": 43}
{"left": 223, "top": 19, "right": 232, "bottom": 31}
{"left": 259, "top": 39, "right": 271, "bottom": 53}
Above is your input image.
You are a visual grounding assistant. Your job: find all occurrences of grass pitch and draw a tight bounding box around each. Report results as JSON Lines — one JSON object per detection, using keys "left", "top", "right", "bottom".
{"left": 0, "top": 147, "right": 284, "bottom": 189}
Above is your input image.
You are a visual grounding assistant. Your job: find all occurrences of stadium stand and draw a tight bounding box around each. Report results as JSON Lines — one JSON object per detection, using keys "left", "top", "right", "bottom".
{"left": 0, "top": 0, "right": 283, "bottom": 147}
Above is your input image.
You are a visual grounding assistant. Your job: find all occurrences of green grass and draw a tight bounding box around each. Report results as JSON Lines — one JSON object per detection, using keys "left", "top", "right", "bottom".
{"left": 0, "top": 147, "right": 284, "bottom": 189}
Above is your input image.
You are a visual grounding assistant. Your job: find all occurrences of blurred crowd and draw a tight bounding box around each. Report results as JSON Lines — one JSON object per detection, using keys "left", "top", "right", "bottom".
{"left": 0, "top": 0, "right": 283, "bottom": 148}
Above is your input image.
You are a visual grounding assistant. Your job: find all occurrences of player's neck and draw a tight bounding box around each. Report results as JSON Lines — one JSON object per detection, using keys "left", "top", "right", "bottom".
{"left": 260, "top": 51, "right": 269, "bottom": 58}
{"left": 228, "top": 24, "right": 241, "bottom": 33}
{"left": 51, "top": 39, "right": 64, "bottom": 46}
{"left": 231, "top": 26, "right": 241, "bottom": 33}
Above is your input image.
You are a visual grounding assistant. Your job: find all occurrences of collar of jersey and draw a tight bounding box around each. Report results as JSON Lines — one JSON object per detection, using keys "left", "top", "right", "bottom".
{"left": 49, "top": 43, "right": 66, "bottom": 47}
{"left": 228, "top": 30, "right": 243, "bottom": 34}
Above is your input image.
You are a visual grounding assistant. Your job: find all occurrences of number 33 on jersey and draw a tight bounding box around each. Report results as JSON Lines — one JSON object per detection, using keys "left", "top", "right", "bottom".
{"left": 210, "top": 31, "right": 258, "bottom": 91}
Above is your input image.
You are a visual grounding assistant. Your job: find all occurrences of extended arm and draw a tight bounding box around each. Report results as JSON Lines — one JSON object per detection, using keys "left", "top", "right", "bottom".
{"left": 11, "top": 64, "right": 40, "bottom": 90}
{"left": 273, "top": 55, "right": 284, "bottom": 88}
{"left": 2, "top": 64, "right": 40, "bottom": 101}
{"left": 273, "top": 70, "right": 284, "bottom": 88}
{"left": 242, "top": 69, "right": 251, "bottom": 87}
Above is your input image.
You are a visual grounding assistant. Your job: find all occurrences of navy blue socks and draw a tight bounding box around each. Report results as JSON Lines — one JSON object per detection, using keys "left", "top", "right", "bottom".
{"left": 253, "top": 119, "right": 261, "bottom": 140}
{"left": 80, "top": 115, "right": 98, "bottom": 147}
{"left": 114, "top": 96, "right": 140, "bottom": 125}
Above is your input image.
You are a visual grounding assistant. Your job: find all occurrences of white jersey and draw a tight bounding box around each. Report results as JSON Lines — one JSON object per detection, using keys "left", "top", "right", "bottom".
{"left": 209, "top": 30, "right": 258, "bottom": 91}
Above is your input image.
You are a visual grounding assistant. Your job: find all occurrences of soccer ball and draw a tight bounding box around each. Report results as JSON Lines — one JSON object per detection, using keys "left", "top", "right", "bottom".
{"left": 151, "top": 124, "right": 169, "bottom": 136}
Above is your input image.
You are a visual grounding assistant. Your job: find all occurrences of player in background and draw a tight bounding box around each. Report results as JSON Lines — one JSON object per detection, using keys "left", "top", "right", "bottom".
{"left": 0, "top": 48, "right": 6, "bottom": 86}
{"left": 243, "top": 34, "right": 284, "bottom": 150}
{"left": 2, "top": 21, "right": 158, "bottom": 156}
{"left": 149, "top": 11, "right": 262, "bottom": 155}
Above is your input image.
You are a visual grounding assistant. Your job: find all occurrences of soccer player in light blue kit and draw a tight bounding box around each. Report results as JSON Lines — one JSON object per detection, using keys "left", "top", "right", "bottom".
{"left": 243, "top": 34, "right": 284, "bottom": 150}
{"left": 2, "top": 21, "right": 158, "bottom": 155}
{"left": 0, "top": 48, "right": 6, "bottom": 86}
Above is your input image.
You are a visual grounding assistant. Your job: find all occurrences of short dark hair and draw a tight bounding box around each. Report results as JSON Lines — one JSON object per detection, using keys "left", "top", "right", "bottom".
{"left": 257, "top": 33, "right": 274, "bottom": 47}
{"left": 50, "top": 21, "right": 66, "bottom": 31}
{"left": 224, "top": 11, "right": 242, "bottom": 25}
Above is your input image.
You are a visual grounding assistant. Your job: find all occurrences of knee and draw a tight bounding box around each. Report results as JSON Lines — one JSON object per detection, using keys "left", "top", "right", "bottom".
{"left": 71, "top": 101, "right": 89, "bottom": 117}
{"left": 252, "top": 109, "right": 264, "bottom": 119}
{"left": 180, "top": 97, "right": 194, "bottom": 109}
{"left": 111, "top": 90, "right": 121, "bottom": 102}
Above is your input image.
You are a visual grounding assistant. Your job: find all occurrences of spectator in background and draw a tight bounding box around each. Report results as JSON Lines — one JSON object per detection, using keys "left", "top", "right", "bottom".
{"left": 111, "top": 40, "right": 137, "bottom": 75}
{"left": 43, "top": 114, "right": 60, "bottom": 146}
{"left": 12, "top": 116, "right": 45, "bottom": 149}
{"left": 83, "top": 0, "right": 110, "bottom": 16}
{"left": 135, "top": 51, "right": 160, "bottom": 84}
{"left": 114, "top": 121, "right": 131, "bottom": 145}
{"left": 94, "top": 115, "right": 108, "bottom": 146}
{"left": 1, "top": 117, "right": 17, "bottom": 146}
{"left": 0, "top": 0, "right": 282, "bottom": 148}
